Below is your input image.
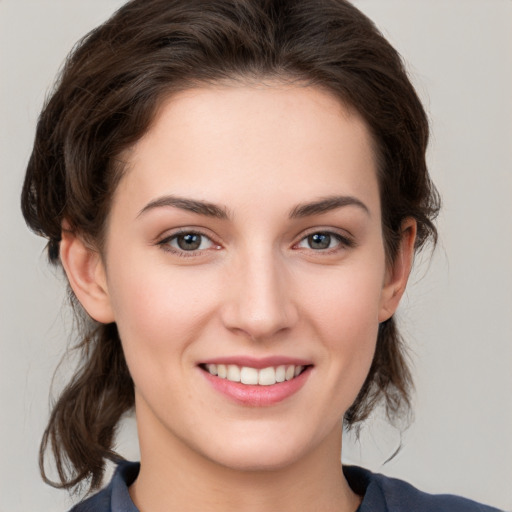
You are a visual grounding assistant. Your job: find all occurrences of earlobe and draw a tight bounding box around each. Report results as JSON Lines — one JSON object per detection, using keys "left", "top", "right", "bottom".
{"left": 59, "top": 225, "right": 115, "bottom": 324}
{"left": 378, "top": 219, "right": 417, "bottom": 323}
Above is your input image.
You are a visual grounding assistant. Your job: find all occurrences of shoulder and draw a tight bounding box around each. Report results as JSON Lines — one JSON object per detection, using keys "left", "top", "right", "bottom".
{"left": 68, "top": 461, "right": 140, "bottom": 512}
{"left": 69, "top": 490, "right": 111, "bottom": 512}
{"left": 372, "top": 470, "right": 502, "bottom": 512}
{"left": 344, "top": 466, "right": 503, "bottom": 512}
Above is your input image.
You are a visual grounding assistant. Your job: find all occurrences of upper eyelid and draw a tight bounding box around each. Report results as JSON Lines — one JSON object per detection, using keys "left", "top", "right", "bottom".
{"left": 295, "top": 233, "right": 352, "bottom": 248}
{"left": 296, "top": 226, "right": 354, "bottom": 242}
{"left": 162, "top": 230, "right": 214, "bottom": 243}
{"left": 157, "top": 227, "right": 218, "bottom": 244}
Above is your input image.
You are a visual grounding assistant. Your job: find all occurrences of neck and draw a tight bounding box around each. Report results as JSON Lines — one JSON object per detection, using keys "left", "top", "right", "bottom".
{"left": 130, "top": 415, "right": 361, "bottom": 512}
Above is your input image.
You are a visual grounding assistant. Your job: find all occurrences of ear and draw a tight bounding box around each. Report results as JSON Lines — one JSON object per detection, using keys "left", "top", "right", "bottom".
{"left": 378, "top": 218, "right": 417, "bottom": 323}
{"left": 59, "top": 224, "right": 115, "bottom": 324}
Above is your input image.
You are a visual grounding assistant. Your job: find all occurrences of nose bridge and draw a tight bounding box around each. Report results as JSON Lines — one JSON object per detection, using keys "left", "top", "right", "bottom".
{"left": 222, "top": 243, "right": 297, "bottom": 340}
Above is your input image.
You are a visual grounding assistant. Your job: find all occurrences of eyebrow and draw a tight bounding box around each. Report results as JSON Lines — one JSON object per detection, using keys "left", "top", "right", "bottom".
{"left": 137, "top": 195, "right": 230, "bottom": 219}
{"left": 137, "top": 194, "right": 369, "bottom": 220}
{"left": 289, "top": 195, "right": 370, "bottom": 218}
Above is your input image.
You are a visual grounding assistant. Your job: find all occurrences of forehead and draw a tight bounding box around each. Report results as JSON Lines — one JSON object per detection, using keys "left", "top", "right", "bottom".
{"left": 114, "top": 83, "right": 380, "bottom": 219}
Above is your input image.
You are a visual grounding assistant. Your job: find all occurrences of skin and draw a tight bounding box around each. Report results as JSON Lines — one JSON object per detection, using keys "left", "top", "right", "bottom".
{"left": 60, "top": 83, "right": 416, "bottom": 512}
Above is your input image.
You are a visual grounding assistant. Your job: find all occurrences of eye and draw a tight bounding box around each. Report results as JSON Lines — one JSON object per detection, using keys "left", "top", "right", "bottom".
{"left": 296, "top": 231, "right": 352, "bottom": 251}
{"left": 158, "top": 230, "right": 219, "bottom": 255}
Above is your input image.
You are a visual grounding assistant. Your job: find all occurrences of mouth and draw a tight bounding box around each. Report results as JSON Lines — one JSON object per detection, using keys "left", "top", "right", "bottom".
{"left": 198, "top": 358, "right": 313, "bottom": 406}
{"left": 200, "top": 363, "right": 309, "bottom": 386}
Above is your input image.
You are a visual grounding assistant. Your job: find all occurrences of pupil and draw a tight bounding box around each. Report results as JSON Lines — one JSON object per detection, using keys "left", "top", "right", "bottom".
{"left": 309, "top": 233, "right": 330, "bottom": 249}
{"left": 178, "top": 233, "right": 201, "bottom": 250}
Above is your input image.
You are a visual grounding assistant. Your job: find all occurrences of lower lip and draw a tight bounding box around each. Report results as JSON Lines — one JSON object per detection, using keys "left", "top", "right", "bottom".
{"left": 201, "top": 367, "right": 312, "bottom": 407}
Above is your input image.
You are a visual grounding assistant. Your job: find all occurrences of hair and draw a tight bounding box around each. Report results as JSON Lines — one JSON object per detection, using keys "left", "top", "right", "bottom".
{"left": 21, "top": 0, "right": 440, "bottom": 494}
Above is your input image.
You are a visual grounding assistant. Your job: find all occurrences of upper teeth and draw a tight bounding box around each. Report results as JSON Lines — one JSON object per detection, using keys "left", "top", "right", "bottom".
{"left": 205, "top": 364, "right": 304, "bottom": 386}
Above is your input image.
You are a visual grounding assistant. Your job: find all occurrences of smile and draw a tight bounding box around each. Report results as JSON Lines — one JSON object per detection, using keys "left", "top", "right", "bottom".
{"left": 199, "top": 358, "right": 313, "bottom": 406}
{"left": 203, "top": 363, "right": 306, "bottom": 386}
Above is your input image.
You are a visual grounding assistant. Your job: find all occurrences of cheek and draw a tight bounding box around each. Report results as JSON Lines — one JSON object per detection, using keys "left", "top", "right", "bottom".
{"left": 301, "top": 263, "right": 384, "bottom": 404}
{"left": 307, "top": 263, "right": 384, "bottom": 341}
{"left": 325, "top": 292, "right": 380, "bottom": 380}
{"left": 106, "top": 261, "right": 218, "bottom": 372}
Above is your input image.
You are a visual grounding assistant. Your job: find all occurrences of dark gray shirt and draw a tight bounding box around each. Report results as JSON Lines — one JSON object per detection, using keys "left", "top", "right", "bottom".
{"left": 70, "top": 461, "right": 503, "bottom": 511}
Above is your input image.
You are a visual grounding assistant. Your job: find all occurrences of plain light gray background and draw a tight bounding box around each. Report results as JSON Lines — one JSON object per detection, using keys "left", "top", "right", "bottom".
{"left": 1, "top": 1, "right": 511, "bottom": 511}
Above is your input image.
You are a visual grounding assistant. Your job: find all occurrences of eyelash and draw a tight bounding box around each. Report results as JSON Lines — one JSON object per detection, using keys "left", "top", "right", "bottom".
{"left": 157, "top": 229, "right": 220, "bottom": 258}
{"left": 157, "top": 229, "right": 355, "bottom": 258}
{"left": 295, "top": 230, "right": 355, "bottom": 254}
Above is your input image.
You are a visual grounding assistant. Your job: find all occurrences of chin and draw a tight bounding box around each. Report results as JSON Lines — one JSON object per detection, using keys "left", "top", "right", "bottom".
{"left": 195, "top": 423, "right": 327, "bottom": 473}
{"left": 208, "top": 444, "right": 304, "bottom": 473}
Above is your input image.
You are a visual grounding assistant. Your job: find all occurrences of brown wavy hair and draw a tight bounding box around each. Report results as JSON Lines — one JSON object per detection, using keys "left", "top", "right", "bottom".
{"left": 21, "top": 0, "right": 440, "bottom": 494}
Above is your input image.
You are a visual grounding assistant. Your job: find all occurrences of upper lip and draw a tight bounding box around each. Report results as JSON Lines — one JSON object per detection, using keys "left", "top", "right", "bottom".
{"left": 199, "top": 356, "right": 312, "bottom": 369}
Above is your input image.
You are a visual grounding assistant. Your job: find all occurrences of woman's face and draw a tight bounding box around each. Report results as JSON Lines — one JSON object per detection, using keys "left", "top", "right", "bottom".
{"left": 79, "top": 84, "right": 412, "bottom": 471}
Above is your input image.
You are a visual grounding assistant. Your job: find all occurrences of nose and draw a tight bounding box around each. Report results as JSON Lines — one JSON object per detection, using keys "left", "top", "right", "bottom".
{"left": 220, "top": 249, "right": 299, "bottom": 342}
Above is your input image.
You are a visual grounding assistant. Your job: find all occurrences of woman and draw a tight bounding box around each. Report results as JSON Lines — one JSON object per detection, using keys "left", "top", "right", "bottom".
{"left": 20, "top": 0, "right": 503, "bottom": 511}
